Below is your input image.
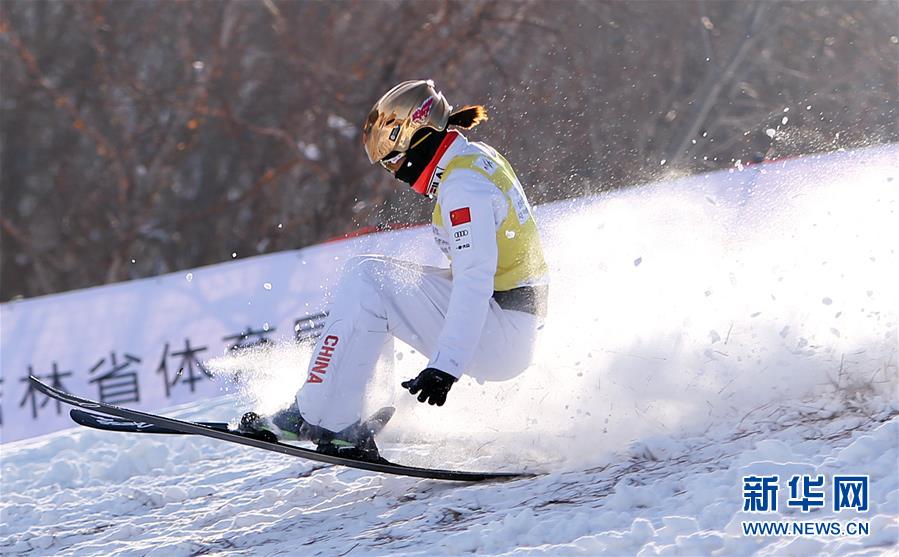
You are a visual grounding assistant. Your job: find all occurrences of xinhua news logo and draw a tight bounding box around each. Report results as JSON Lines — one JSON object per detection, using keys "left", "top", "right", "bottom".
{"left": 741, "top": 474, "right": 870, "bottom": 537}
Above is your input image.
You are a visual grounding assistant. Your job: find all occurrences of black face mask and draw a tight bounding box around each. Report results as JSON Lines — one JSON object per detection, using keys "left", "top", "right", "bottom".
{"left": 394, "top": 129, "right": 448, "bottom": 186}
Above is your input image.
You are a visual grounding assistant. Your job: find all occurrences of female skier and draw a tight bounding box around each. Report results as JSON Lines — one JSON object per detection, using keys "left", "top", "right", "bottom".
{"left": 242, "top": 80, "right": 548, "bottom": 462}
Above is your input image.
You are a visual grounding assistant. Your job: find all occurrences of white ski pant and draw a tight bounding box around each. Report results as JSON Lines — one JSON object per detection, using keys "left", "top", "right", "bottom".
{"left": 295, "top": 255, "right": 539, "bottom": 431}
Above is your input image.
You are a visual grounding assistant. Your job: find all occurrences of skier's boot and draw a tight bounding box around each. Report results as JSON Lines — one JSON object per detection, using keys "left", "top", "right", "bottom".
{"left": 239, "top": 401, "right": 308, "bottom": 443}
{"left": 314, "top": 421, "right": 389, "bottom": 464}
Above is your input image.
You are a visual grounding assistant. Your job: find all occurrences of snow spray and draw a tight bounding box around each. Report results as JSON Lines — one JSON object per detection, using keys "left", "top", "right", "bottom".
{"left": 208, "top": 145, "right": 897, "bottom": 471}
{"left": 388, "top": 145, "right": 897, "bottom": 469}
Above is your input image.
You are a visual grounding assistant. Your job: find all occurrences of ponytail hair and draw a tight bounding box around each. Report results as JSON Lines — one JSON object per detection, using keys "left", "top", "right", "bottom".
{"left": 447, "top": 105, "right": 488, "bottom": 130}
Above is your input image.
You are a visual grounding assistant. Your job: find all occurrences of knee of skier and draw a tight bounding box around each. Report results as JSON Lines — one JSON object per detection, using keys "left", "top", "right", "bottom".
{"left": 483, "top": 351, "right": 534, "bottom": 382}
{"left": 469, "top": 325, "right": 538, "bottom": 382}
{"left": 334, "top": 255, "right": 392, "bottom": 300}
{"left": 341, "top": 255, "right": 389, "bottom": 285}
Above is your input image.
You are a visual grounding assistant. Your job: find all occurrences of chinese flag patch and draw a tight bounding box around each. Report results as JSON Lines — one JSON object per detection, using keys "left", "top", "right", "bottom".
{"left": 449, "top": 207, "right": 472, "bottom": 226}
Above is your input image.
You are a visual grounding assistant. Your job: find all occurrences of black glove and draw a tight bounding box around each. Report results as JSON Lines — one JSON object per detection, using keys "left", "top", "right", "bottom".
{"left": 401, "top": 368, "right": 457, "bottom": 406}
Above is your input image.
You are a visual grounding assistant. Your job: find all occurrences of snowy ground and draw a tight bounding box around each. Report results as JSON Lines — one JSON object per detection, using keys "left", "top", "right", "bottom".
{"left": 1, "top": 394, "right": 896, "bottom": 556}
{"left": 2, "top": 146, "right": 897, "bottom": 556}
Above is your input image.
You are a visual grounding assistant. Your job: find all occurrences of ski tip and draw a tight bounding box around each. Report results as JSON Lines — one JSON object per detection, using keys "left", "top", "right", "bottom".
{"left": 373, "top": 406, "right": 396, "bottom": 422}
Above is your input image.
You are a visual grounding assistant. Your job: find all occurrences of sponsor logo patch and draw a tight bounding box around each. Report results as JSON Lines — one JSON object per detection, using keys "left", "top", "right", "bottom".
{"left": 432, "top": 224, "right": 451, "bottom": 256}
{"left": 508, "top": 183, "right": 531, "bottom": 225}
{"left": 453, "top": 225, "right": 472, "bottom": 251}
{"left": 474, "top": 156, "right": 497, "bottom": 175}
{"left": 426, "top": 167, "right": 445, "bottom": 197}
{"left": 411, "top": 97, "right": 435, "bottom": 123}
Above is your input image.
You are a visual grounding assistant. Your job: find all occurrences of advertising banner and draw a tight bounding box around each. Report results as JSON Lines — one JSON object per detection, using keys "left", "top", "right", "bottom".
{"left": 1, "top": 226, "right": 438, "bottom": 443}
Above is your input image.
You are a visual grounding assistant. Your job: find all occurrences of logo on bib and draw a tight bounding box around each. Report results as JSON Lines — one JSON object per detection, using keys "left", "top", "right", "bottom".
{"left": 475, "top": 156, "right": 497, "bottom": 175}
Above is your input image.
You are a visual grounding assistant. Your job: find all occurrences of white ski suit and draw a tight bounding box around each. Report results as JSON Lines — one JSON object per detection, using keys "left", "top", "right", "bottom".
{"left": 296, "top": 132, "right": 549, "bottom": 431}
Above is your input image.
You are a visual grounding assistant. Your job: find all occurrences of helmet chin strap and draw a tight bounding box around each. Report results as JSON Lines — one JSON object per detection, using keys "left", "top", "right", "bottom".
{"left": 394, "top": 129, "right": 450, "bottom": 192}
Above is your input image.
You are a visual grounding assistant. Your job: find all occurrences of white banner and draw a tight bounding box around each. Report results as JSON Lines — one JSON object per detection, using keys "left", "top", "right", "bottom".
{"left": 0, "top": 227, "right": 441, "bottom": 443}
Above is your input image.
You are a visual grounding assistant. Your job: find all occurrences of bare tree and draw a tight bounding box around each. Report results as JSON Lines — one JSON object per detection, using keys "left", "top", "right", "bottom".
{"left": 2, "top": 0, "right": 896, "bottom": 301}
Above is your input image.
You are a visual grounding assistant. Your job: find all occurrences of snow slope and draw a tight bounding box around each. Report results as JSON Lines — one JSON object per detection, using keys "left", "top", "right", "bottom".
{"left": 2, "top": 145, "right": 897, "bottom": 556}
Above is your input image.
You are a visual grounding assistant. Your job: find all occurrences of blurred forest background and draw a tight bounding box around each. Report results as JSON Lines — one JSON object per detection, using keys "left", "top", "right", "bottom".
{"left": 1, "top": 0, "right": 897, "bottom": 301}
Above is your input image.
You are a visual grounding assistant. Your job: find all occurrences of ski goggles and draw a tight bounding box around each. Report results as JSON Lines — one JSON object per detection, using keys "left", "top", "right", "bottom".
{"left": 379, "top": 150, "right": 406, "bottom": 174}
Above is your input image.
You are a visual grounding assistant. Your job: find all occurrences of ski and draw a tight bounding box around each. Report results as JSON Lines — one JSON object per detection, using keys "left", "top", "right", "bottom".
{"left": 70, "top": 409, "right": 231, "bottom": 434}
{"left": 31, "top": 376, "right": 528, "bottom": 482}
{"left": 70, "top": 406, "right": 396, "bottom": 438}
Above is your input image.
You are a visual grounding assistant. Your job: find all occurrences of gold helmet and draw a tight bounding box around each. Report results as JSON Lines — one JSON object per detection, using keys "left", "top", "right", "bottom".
{"left": 362, "top": 80, "right": 453, "bottom": 166}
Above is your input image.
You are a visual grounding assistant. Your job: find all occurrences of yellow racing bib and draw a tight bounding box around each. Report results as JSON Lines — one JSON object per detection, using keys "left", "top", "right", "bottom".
{"left": 432, "top": 151, "right": 548, "bottom": 291}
